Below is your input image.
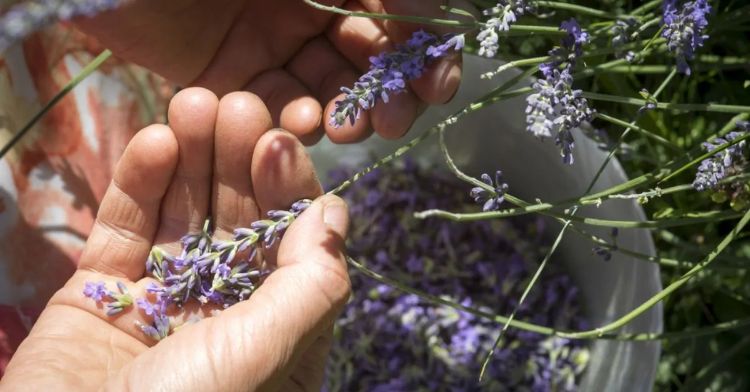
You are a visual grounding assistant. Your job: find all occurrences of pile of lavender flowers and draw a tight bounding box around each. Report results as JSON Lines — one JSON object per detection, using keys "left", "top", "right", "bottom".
{"left": 84, "top": 200, "right": 312, "bottom": 340}
{"left": 325, "top": 161, "right": 589, "bottom": 391}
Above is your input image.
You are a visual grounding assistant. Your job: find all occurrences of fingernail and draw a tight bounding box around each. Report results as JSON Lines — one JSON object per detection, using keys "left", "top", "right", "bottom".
{"left": 323, "top": 196, "right": 349, "bottom": 238}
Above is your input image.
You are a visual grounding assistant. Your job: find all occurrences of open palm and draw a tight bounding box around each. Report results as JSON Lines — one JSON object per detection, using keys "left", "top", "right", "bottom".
{"left": 1, "top": 88, "right": 351, "bottom": 391}
{"left": 76, "top": 0, "right": 464, "bottom": 144}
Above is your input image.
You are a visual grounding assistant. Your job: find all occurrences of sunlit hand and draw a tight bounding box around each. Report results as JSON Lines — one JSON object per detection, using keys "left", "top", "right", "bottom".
{"left": 1, "top": 88, "right": 351, "bottom": 391}
{"left": 76, "top": 0, "right": 466, "bottom": 144}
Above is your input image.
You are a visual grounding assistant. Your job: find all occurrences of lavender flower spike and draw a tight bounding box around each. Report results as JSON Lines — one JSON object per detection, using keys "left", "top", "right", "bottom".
{"left": 693, "top": 126, "right": 748, "bottom": 191}
{"left": 330, "top": 30, "right": 463, "bottom": 128}
{"left": 0, "top": 0, "right": 123, "bottom": 53}
{"left": 476, "top": 1, "right": 535, "bottom": 58}
{"left": 526, "top": 19, "right": 594, "bottom": 165}
{"left": 662, "top": 0, "right": 711, "bottom": 75}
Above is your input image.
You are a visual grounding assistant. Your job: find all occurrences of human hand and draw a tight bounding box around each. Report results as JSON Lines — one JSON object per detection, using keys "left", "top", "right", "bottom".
{"left": 0, "top": 88, "right": 351, "bottom": 391}
{"left": 74, "top": 0, "right": 466, "bottom": 144}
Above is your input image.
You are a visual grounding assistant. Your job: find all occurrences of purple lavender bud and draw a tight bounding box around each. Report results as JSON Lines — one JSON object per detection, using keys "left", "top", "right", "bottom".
{"left": 662, "top": 0, "right": 711, "bottom": 75}
{"left": 592, "top": 246, "right": 613, "bottom": 261}
{"left": 83, "top": 281, "right": 111, "bottom": 303}
{"left": 136, "top": 298, "right": 157, "bottom": 316}
{"left": 290, "top": 198, "right": 313, "bottom": 215}
{"left": 330, "top": 30, "right": 463, "bottom": 128}
{"left": 470, "top": 170, "right": 509, "bottom": 212}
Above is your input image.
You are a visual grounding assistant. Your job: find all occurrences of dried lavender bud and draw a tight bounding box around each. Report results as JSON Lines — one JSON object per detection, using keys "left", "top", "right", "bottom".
{"left": 0, "top": 0, "right": 122, "bottom": 53}
{"left": 83, "top": 281, "right": 111, "bottom": 303}
{"left": 325, "top": 160, "right": 589, "bottom": 391}
{"left": 137, "top": 311, "right": 170, "bottom": 342}
{"left": 476, "top": 0, "right": 535, "bottom": 58}
{"left": 470, "top": 170, "right": 509, "bottom": 212}
{"left": 104, "top": 281, "right": 133, "bottom": 316}
{"left": 330, "top": 30, "right": 463, "bottom": 128}
{"left": 693, "top": 127, "right": 748, "bottom": 191}
{"left": 662, "top": 0, "right": 711, "bottom": 75}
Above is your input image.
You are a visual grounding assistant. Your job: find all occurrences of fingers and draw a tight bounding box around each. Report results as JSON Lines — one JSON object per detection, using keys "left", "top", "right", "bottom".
{"left": 78, "top": 124, "right": 178, "bottom": 280}
{"left": 250, "top": 129, "right": 324, "bottom": 265}
{"left": 153, "top": 88, "right": 218, "bottom": 254}
{"left": 245, "top": 69, "right": 324, "bottom": 144}
{"left": 251, "top": 130, "right": 324, "bottom": 214}
{"left": 212, "top": 92, "right": 273, "bottom": 238}
{"left": 114, "top": 196, "right": 350, "bottom": 392}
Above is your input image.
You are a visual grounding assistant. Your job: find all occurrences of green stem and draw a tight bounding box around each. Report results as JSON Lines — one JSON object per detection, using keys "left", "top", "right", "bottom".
{"left": 632, "top": 0, "right": 662, "bottom": 16}
{"left": 534, "top": 1, "right": 627, "bottom": 19}
{"left": 563, "top": 207, "right": 750, "bottom": 339}
{"left": 0, "top": 49, "right": 112, "bottom": 159}
{"left": 596, "top": 113, "right": 681, "bottom": 151}
{"left": 418, "top": 207, "right": 742, "bottom": 229}
{"left": 302, "top": 0, "right": 477, "bottom": 28}
{"left": 479, "top": 208, "right": 575, "bottom": 381}
{"left": 582, "top": 92, "right": 750, "bottom": 114}
{"left": 347, "top": 254, "right": 750, "bottom": 341}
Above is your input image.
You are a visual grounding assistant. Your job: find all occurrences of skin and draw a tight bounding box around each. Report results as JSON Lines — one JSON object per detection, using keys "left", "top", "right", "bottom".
{"left": 75, "top": 0, "right": 465, "bottom": 145}
{"left": 1, "top": 88, "right": 352, "bottom": 391}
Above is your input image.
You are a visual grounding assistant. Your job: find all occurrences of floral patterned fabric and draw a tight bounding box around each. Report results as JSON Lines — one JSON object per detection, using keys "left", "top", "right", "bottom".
{"left": 0, "top": 23, "right": 169, "bottom": 376}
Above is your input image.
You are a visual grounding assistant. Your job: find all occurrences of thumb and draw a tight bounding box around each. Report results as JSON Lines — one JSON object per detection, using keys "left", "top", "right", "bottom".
{"left": 116, "top": 195, "right": 351, "bottom": 391}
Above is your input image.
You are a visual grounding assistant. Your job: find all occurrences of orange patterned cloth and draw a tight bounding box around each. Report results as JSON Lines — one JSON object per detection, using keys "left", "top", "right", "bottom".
{"left": 0, "top": 23, "right": 170, "bottom": 375}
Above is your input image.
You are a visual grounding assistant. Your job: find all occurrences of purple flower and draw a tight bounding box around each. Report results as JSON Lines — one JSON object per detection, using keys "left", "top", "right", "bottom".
{"left": 470, "top": 170, "right": 509, "bottom": 211}
{"left": 83, "top": 281, "right": 111, "bottom": 303}
{"left": 104, "top": 281, "right": 133, "bottom": 316}
{"left": 526, "top": 68, "right": 594, "bottom": 164}
{"left": 693, "top": 126, "right": 747, "bottom": 191}
{"left": 0, "top": 0, "right": 123, "bottom": 53}
{"left": 662, "top": 0, "right": 711, "bottom": 75}
{"left": 136, "top": 298, "right": 158, "bottom": 316}
{"left": 330, "top": 30, "right": 463, "bottom": 128}
{"left": 477, "top": 0, "right": 535, "bottom": 58}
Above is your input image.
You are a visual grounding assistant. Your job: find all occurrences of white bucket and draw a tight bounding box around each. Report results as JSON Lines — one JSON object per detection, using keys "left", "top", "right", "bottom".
{"left": 308, "top": 54, "right": 662, "bottom": 391}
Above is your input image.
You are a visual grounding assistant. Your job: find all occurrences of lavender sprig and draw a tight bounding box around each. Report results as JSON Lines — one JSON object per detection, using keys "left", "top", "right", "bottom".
{"left": 470, "top": 170, "right": 509, "bottom": 212}
{"left": 330, "top": 30, "right": 464, "bottom": 128}
{"left": 526, "top": 19, "right": 595, "bottom": 165}
{"left": 0, "top": 0, "right": 123, "bottom": 53}
{"left": 83, "top": 280, "right": 133, "bottom": 315}
{"left": 476, "top": 0, "right": 535, "bottom": 58}
{"left": 661, "top": 0, "right": 711, "bottom": 75}
{"left": 693, "top": 122, "right": 748, "bottom": 191}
